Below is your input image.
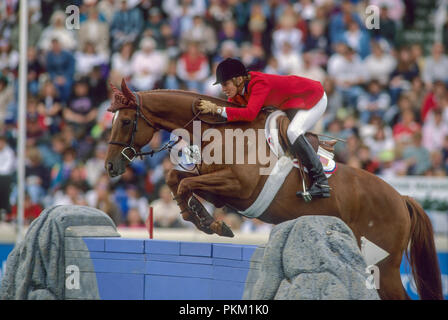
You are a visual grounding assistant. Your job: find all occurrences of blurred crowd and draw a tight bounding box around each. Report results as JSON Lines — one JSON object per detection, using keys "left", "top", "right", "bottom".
{"left": 0, "top": 0, "right": 447, "bottom": 231}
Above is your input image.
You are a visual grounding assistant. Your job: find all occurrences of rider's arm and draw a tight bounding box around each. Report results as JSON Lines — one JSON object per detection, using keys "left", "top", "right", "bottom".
{"left": 224, "top": 80, "right": 269, "bottom": 122}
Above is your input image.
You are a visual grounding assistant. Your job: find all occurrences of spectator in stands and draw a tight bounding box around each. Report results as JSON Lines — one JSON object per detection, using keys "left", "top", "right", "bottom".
{"left": 364, "top": 41, "right": 396, "bottom": 86}
{"left": 0, "top": 135, "right": 15, "bottom": 214}
{"left": 177, "top": 41, "right": 209, "bottom": 92}
{"left": 25, "top": 147, "right": 50, "bottom": 204}
{"left": 78, "top": 6, "right": 110, "bottom": 57}
{"left": 217, "top": 19, "right": 244, "bottom": 49}
{"left": 142, "top": 7, "right": 165, "bottom": 47}
{"left": 85, "top": 142, "right": 108, "bottom": 188}
{"left": 109, "top": 0, "right": 144, "bottom": 52}
{"left": 150, "top": 184, "right": 184, "bottom": 228}
{"left": 0, "top": 40, "right": 19, "bottom": 74}
{"left": 368, "top": 4, "right": 397, "bottom": 45}
{"left": 63, "top": 79, "right": 97, "bottom": 139}
{"left": 46, "top": 38, "right": 75, "bottom": 103}
{"left": 0, "top": 74, "right": 14, "bottom": 131}
{"left": 53, "top": 180, "right": 87, "bottom": 206}
{"left": 327, "top": 43, "right": 367, "bottom": 109}
{"left": 131, "top": 37, "right": 168, "bottom": 91}
{"left": 389, "top": 46, "right": 420, "bottom": 104}
{"left": 74, "top": 41, "right": 108, "bottom": 77}
{"left": 294, "top": 51, "right": 326, "bottom": 84}
{"left": 180, "top": 15, "right": 217, "bottom": 56}
{"left": 357, "top": 80, "right": 391, "bottom": 124}
{"left": 111, "top": 42, "right": 134, "bottom": 80}
{"left": 393, "top": 108, "right": 421, "bottom": 145}
{"left": 421, "top": 80, "right": 446, "bottom": 121}
{"left": 86, "top": 174, "right": 122, "bottom": 226}
{"left": 272, "top": 9, "right": 303, "bottom": 55}
{"left": 275, "top": 41, "right": 303, "bottom": 76}
{"left": 7, "top": 193, "right": 43, "bottom": 225}
{"left": 38, "top": 10, "right": 77, "bottom": 52}
{"left": 26, "top": 96, "right": 48, "bottom": 140}
{"left": 365, "top": 124, "right": 395, "bottom": 160}
{"left": 50, "top": 147, "right": 78, "bottom": 192}
{"left": 422, "top": 42, "right": 448, "bottom": 89}
{"left": 329, "top": 0, "right": 362, "bottom": 44}
{"left": 154, "top": 59, "right": 187, "bottom": 90}
{"left": 402, "top": 131, "right": 431, "bottom": 175}
{"left": 10, "top": 9, "right": 43, "bottom": 51}
{"left": 303, "top": 20, "right": 329, "bottom": 67}
{"left": 342, "top": 20, "right": 371, "bottom": 59}
{"left": 422, "top": 108, "right": 448, "bottom": 153}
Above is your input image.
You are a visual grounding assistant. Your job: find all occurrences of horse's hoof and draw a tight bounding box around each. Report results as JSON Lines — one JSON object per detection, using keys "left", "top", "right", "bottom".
{"left": 220, "top": 222, "right": 234, "bottom": 238}
{"left": 211, "top": 221, "right": 234, "bottom": 238}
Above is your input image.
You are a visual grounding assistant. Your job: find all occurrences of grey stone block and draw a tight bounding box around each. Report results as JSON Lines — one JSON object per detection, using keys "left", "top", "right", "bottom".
{"left": 243, "top": 216, "right": 380, "bottom": 300}
{"left": 0, "top": 205, "right": 117, "bottom": 300}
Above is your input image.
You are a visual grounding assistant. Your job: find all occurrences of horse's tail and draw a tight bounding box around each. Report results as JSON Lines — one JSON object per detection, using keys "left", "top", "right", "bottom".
{"left": 404, "top": 195, "right": 443, "bottom": 300}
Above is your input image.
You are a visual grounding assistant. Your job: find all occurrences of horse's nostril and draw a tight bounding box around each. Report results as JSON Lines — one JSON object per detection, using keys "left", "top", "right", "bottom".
{"left": 107, "top": 162, "right": 113, "bottom": 171}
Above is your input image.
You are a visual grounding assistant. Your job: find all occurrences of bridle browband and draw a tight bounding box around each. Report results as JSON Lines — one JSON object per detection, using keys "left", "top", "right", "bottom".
{"left": 108, "top": 91, "right": 180, "bottom": 162}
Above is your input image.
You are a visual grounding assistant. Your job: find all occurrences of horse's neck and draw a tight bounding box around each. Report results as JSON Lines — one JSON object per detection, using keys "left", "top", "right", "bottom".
{"left": 140, "top": 90, "right": 198, "bottom": 133}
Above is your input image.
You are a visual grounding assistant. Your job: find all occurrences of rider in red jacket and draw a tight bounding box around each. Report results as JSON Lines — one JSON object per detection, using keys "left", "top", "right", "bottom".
{"left": 198, "top": 58, "right": 331, "bottom": 200}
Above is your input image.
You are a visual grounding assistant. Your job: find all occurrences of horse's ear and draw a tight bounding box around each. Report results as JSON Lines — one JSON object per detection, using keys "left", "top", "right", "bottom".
{"left": 121, "top": 78, "right": 137, "bottom": 106}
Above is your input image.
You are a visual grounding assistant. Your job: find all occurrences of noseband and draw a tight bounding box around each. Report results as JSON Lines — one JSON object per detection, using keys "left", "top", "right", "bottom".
{"left": 108, "top": 92, "right": 178, "bottom": 162}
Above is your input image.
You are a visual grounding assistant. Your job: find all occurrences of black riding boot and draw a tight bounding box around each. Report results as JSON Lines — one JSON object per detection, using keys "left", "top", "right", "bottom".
{"left": 291, "top": 134, "right": 331, "bottom": 199}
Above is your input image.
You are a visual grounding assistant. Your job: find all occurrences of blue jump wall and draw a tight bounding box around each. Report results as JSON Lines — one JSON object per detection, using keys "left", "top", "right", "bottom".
{"left": 69, "top": 238, "right": 447, "bottom": 300}
{"left": 77, "top": 238, "right": 258, "bottom": 300}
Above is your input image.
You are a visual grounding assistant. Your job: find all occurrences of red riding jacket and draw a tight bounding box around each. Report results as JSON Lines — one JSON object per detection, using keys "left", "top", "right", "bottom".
{"left": 226, "top": 71, "right": 324, "bottom": 122}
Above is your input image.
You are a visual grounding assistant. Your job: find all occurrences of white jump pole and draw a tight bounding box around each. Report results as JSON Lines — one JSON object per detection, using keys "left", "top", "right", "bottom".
{"left": 17, "top": 0, "right": 28, "bottom": 243}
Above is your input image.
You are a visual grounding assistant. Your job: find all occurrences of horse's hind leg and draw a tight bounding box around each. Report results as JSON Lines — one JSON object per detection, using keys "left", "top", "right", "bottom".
{"left": 376, "top": 259, "right": 410, "bottom": 300}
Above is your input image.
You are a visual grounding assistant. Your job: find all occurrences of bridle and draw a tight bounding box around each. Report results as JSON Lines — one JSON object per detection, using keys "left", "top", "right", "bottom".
{"left": 108, "top": 92, "right": 228, "bottom": 165}
{"left": 108, "top": 92, "right": 180, "bottom": 162}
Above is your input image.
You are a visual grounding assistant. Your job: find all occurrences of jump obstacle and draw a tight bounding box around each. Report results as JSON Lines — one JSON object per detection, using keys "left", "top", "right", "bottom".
{"left": 0, "top": 205, "right": 445, "bottom": 300}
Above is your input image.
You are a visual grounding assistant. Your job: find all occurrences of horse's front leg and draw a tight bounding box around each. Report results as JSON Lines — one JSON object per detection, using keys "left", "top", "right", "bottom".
{"left": 166, "top": 168, "right": 229, "bottom": 236}
{"left": 176, "top": 167, "right": 244, "bottom": 236}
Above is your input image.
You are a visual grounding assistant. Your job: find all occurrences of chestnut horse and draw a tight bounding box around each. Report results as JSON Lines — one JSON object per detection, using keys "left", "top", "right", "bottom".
{"left": 105, "top": 80, "right": 443, "bottom": 300}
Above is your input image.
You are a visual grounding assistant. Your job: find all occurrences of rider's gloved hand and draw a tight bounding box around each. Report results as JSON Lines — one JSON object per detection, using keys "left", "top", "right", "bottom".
{"left": 198, "top": 100, "right": 221, "bottom": 115}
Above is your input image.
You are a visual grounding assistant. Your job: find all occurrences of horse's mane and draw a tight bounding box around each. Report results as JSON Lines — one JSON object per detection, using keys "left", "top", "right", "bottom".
{"left": 142, "top": 89, "right": 245, "bottom": 109}
{"left": 107, "top": 80, "right": 245, "bottom": 114}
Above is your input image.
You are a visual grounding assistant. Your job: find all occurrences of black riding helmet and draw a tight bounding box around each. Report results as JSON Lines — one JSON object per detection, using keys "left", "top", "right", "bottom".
{"left": 213, "top": 58, "right": 248, "bottom": 85}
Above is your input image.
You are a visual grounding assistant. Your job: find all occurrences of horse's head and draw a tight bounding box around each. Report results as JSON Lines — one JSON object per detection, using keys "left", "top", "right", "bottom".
{"left": 105, "top": 79, "right": 157, "bottom": 177}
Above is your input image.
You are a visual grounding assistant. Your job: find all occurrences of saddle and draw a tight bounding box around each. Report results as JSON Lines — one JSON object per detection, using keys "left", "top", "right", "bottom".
{"left": 264, "top": 109, "right": 338, "bottom": 176}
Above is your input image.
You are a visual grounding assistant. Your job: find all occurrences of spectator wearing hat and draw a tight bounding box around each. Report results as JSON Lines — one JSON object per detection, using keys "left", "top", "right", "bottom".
{"left": 110, "top": 0, "right": 144, "bottom": 52}
{"left": 131, "top": 37, "right": 168, "bottom": 91}
{"left": 46, "top": 38, "right": 75, "bottom": 103}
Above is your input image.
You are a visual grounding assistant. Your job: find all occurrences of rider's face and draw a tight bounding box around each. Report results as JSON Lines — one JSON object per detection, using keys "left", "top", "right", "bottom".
{"left": 221, "top": 79, "right": 239, "bottom": 99}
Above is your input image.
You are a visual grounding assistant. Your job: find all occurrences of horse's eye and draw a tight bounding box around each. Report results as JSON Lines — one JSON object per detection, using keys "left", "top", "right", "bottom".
{"left": 122, "top": 119, "right": 131, "bottom": 126}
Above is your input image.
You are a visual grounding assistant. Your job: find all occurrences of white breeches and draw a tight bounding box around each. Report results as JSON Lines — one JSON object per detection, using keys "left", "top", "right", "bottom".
{"left": 286, "top": 93, "right": 327, "bottom": 144}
